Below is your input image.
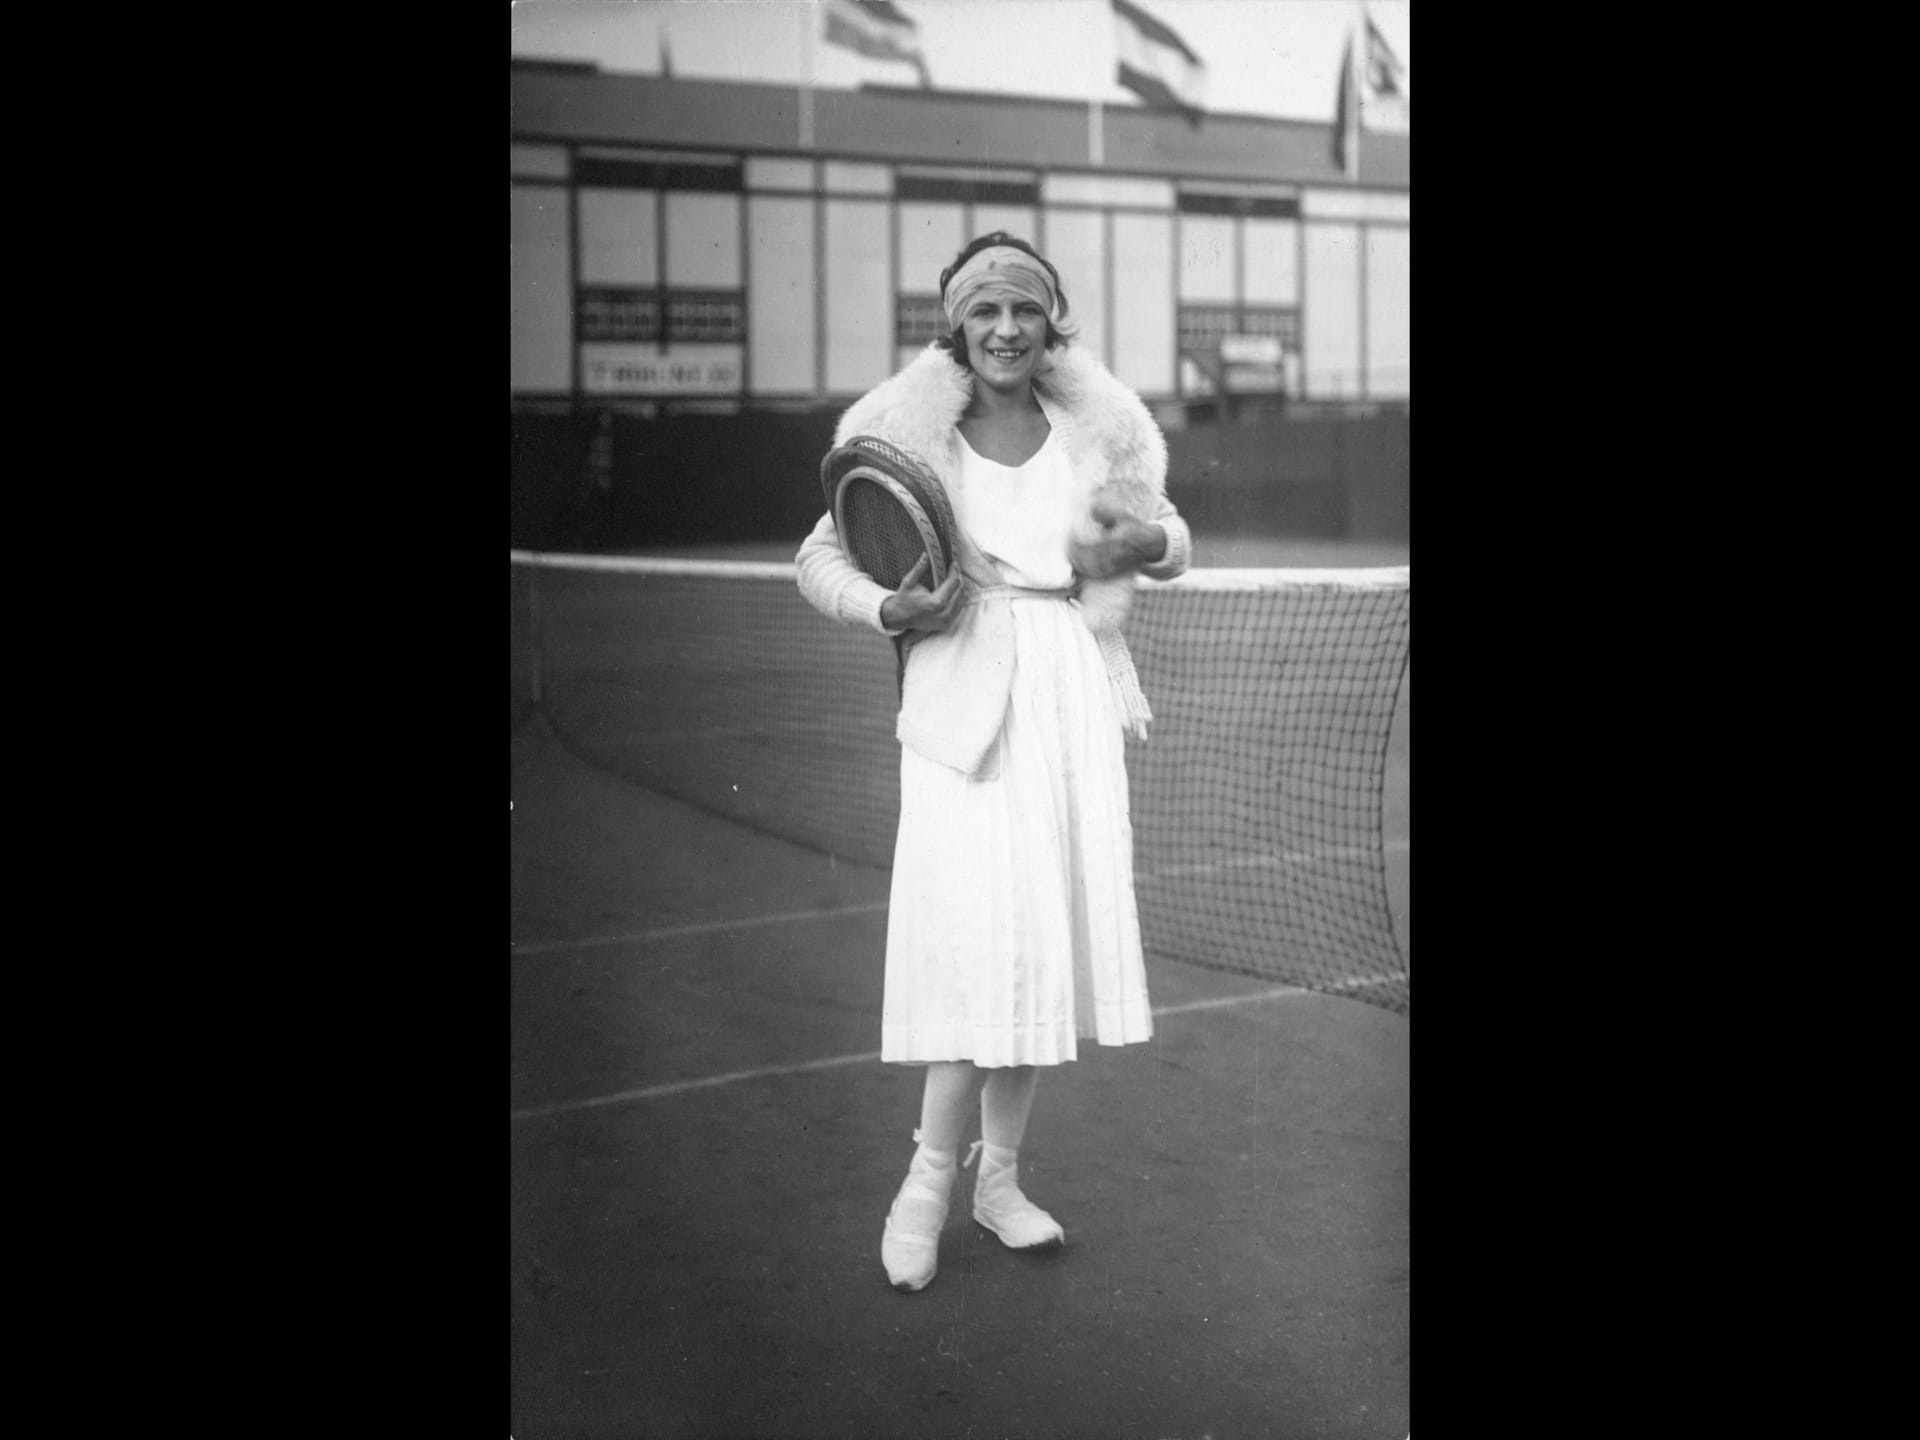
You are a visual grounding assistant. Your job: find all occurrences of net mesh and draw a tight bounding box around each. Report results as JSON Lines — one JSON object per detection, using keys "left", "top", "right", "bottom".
{"left": 511, "top": 553, "right": 1409, "bottom": 1014}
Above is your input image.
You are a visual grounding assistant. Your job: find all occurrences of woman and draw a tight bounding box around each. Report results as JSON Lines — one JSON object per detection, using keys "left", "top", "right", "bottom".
{"left": 796, "top": 233, "right": 1190, "bottom": 1292}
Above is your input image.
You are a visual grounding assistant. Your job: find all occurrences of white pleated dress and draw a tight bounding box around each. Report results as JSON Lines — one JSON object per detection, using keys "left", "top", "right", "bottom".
{"left": 880, "top": 427, "right": 1154, "bottom": 1067}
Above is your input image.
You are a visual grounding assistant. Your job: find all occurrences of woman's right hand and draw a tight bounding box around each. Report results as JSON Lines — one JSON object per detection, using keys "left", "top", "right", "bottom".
{"left": 879, "top": 555, "right": 964, "bottom": 633}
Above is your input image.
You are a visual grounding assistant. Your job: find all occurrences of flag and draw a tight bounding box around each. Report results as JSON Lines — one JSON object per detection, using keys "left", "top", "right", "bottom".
{"left": 823, "top": 0, "right": 931, "bottom": 89}
{"left": 1361, "top": 17, "right": 1409, "bottom": 133}
{"left": 1112, "top": 0, "right": 1207, "bottom": 122}
{"left": 1333, "top": 9, "right": 1408, "bottom": 177}
{"left": 1333, "top": 30, "right": 1359, "bottom": 177}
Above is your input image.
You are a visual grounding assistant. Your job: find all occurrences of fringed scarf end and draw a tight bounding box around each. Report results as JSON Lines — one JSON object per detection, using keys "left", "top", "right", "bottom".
{"left": 1096, "top": 627, "right": 1153, "bottom": 741}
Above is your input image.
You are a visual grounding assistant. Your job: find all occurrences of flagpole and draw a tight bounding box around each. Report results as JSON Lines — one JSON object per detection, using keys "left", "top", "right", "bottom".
{"left": 799, "top": 2, "right": 817, "bottom": 150}
{"left": 1089, "top": 11, "right": 1107, "bottom": 168}
{"left": 1350, "top": 0, "right": 1367, "bottom": 179}
{"left": 1338, "top": 2, "right": 1360, "bottom": 181}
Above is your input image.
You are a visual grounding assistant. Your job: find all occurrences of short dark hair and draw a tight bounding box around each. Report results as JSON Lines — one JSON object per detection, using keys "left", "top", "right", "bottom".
{"left": 932, "top": 231, "right": 1074, "bottom": 367}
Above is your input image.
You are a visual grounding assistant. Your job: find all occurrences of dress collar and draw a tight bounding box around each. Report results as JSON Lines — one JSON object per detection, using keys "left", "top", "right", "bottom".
{"left": 1035, "top": 390, "right": 1078, "bottom": 460}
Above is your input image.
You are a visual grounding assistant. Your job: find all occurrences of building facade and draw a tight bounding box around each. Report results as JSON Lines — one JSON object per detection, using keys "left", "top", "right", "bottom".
{"left": 511, "top": 62, "right": 1409, "bottom": 423}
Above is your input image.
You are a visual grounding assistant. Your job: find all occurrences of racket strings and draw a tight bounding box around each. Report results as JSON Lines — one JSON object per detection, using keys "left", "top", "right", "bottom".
{"left": 839, "top": 480, "right": 932, "bottom": 592}
{"left": 823, "top": 438, "right": 958, "bottom": 595}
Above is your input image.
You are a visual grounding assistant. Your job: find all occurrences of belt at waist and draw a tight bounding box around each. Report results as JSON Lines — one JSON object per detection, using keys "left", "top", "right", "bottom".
{"left": 964, "top": 582, "right": 1077, "bottom": 607}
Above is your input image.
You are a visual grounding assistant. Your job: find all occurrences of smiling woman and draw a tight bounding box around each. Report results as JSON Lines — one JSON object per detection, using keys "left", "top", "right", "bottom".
{"left": 933, "top": 233, "right": 1077, "bottom": 365}
{"left": 793, "top": 228, "right": 1194, "bottom": 1295}
{"left": 961, "top": 295, "right": 1047, "bottom": 396}
{"left": 936, "top": 234, "right": 1079, "bottom": 465}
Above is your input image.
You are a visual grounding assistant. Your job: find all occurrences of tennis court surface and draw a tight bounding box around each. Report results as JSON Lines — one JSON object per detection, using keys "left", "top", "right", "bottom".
{"left": 512, "top": 553, "right": 1409, "bottom": 1439}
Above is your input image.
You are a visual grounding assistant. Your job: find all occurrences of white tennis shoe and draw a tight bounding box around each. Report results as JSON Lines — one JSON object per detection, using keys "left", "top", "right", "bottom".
{"left": 968, "top": 1141, "right": 1065, "bottom": 1251}
{"left": 881, "top": 1140, "right": 957, "bottom": 1292}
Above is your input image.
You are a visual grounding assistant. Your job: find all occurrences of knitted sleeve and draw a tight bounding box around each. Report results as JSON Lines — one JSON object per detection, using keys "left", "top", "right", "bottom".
{"left": 795, "top": 511, "right": 906, "bottom": 636}
{"left": 1139, "top": 496, "right": 1191, "bottom": 582}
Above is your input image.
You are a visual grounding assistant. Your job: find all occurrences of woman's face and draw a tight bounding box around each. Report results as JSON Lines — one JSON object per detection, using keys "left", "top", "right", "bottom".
{"left": 961, "top": 293, "right": 1048, "bottom": 391}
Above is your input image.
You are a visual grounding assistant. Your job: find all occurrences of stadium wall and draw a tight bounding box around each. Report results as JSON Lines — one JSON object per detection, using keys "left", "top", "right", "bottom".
{"left": 509, "top": 407, "right": 1408, "bottom": 552}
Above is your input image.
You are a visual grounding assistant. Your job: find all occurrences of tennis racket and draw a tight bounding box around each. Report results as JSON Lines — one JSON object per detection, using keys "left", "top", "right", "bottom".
{"left": 820, "top": 435, "right": 957, "bottom": 594}
{"left": 819, "top": 435, "right": 959, "bottom": 694}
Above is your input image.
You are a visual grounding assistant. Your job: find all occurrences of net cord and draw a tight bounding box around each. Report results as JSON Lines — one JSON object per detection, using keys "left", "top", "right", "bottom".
{"left": 510, "top": 549, "right": 1406, "bottom": 591}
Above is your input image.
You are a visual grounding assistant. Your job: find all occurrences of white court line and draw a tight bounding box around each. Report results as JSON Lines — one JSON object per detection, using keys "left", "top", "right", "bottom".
{"left": 512, "top": 840, "right": 1410, "bottom": 956}
{"left": 511, "top": 901, "right": 891, "bottom": 956}
{"left": 511, "top": 1051, "right": 883, "bottom": 1119}
{"left": 509, "top": 972, "right": 1407, "bottom": 1122}
{"left": 1139, "top": 838, "right": 1409, "bottom": 880}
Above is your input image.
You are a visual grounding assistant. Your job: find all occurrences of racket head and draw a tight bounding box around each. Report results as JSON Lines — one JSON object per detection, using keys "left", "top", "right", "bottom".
{"left": 820, "top": 436, "right": 957, "bottom": 592}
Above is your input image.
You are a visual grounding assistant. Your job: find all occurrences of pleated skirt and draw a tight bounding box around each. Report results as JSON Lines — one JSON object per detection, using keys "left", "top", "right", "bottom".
{"left": 880, "top": 596, "right": 1153, "bottom": 1066}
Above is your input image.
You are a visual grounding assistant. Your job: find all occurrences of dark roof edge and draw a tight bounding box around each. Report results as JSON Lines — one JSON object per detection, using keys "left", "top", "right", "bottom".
{"left": 851, "top": 80, "right": 1340, "bottom": 135}
{"left": 510, "top": 56, "right": 600, "bottom": 75}
{"left": 509, "top": 62, "right": 1347, "bottom": 138}
{"left": 511, "top": 68, "right": 1408, "bottom": 190}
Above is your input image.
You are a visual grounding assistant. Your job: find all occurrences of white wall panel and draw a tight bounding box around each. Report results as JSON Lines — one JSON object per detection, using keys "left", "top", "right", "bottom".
{"left": 898, "top": 201, "right": 965, "bottom": 294}
{"left": 1042, "top": 208, "right": 1106, "bottom": 365}
{"left": 748, "top": 196, "right": 816, "bottom": 394}
{"left": 1040, "top": 174, "right": 1174, "bottom": 209}
{"left": 1302, "top": 189, "right": 1410, "bottom": 222}
{"left": 1303, "top": 223, "right": 1363, "bottom": 398}
{"left": 1365, "top": 226, "right": 1410, "bottom": 398}
{"left": 746, "top": 157, "right": 814, "bottom": 191}
{"left": 825, "top": 199, "right": 892, "bottom": 394}
{"left": 664, "top": 192, "right": 741, "bottom": 288}
{"left": 1242, "top": 218, "right": 1299, "bottom": 305}
{"left": 822, "top": 161, "right": 890, "bottom": 194}
{"left": 1110, "top": 212, "right": 1174, "bottom": 397}
{"left": 969, "top": 206, "right": 1035, "bottom": 245}
{"left": 511, "top": 184, "right": 571, "bottom": 393}
{"left": 577, "top": 188, "right": 657, "bottom": 286}
{"left": 1179, "top": 214, "right": 1236, "bottom": 302}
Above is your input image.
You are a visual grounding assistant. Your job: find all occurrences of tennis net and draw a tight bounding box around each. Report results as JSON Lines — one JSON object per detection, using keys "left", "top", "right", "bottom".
{"left": 512, "top": 552, "right": 1410, "bottom": 1014}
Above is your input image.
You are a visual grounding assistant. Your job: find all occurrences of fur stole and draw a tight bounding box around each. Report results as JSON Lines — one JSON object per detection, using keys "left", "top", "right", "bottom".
{"left": 831, "top": 344, "right": 1168, "bottom": 637}
{"left": 831, "top": 344, "right": 1168, "bottom": 740}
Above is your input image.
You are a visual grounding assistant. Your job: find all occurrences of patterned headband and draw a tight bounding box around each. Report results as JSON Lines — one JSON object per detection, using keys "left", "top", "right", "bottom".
{"left": 942, "top": 246, "right": 1078, "bottom": 338}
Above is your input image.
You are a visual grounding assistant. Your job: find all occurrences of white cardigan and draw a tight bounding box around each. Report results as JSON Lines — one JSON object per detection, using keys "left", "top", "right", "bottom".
{"left": 797, "top": 344, "right": 1190, "bottom": 774}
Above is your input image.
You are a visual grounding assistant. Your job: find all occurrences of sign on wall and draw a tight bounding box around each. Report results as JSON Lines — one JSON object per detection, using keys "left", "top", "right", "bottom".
{"left": 577, "top": 288, "right": 745, "bottom": 345}
{"left": 580, "top": 343, "right": 744, "bottom": 395}
{"left": 1178, "top": 306, "right": 1300, "bottom": 396}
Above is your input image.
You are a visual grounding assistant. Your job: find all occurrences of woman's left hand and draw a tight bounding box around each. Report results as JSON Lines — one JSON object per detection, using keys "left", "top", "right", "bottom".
{"left": 1069, "top": 495, "right": 1168, "bottom": 579}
